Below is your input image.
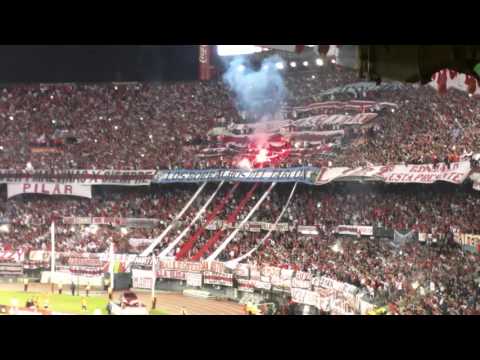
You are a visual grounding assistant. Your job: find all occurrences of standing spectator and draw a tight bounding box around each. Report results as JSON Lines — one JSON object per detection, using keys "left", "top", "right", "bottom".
{"left": 81, "top": 297, "right": 87, "bottom": 312}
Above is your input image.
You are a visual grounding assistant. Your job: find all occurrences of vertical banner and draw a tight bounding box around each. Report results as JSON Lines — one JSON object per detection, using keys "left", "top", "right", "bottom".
{"left": 199, "top": 45, "right": 212, "bottom": 81}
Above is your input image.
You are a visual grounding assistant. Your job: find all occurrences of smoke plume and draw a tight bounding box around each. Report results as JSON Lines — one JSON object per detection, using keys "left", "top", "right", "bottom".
{"left": 222, "top": 54, "right": 287, "bottom": 120}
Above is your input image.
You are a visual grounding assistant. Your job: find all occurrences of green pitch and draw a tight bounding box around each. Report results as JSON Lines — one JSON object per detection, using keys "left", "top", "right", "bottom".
{"left": 0, "top": 291, "right": 168, "bottom": 315}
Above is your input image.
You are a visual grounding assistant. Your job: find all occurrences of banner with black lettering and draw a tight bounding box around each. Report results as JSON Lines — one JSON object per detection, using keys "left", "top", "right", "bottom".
{"left": 154, "top": 167, "right": 318, "bottom": 185}
{"left": 63, "top": 217, "right": 159, "bottom": 228}
{"left": 0, "top": 169, "right": 156, "bottom": 186}
{"left": 157, "top": 269, "right": 186, "bottom": 281}
{"left": 0, "top": 262, "right": 24, "bottom": 276}
{"left": 7, "top": 183, "right": 92, "bottom": 199}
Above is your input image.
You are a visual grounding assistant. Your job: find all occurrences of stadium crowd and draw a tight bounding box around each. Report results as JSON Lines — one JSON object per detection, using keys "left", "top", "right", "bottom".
{"left": 0, "top": 182, "right": 478, "bottom": 248}
{"left": 2, "top": 182, "right": 480, "bottom": 314}
{"left": 0, "top": 66, "right": 478, "bottom": 171}
{"left": 1, "top": 182, "right": 480, "bottom": 314}
{"left": 0, "top": 66, "right": 383, "bottom": 172}
{"left": 1, "top": 63, "right": 480, "bottom": 315}
{"left": 330, "top": 85, "right": 480, "bottom": 168}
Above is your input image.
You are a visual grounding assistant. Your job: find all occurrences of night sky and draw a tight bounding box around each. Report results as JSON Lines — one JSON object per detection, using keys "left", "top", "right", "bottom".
{"left": 0, "top": 46, "right": 199, "bottom": 84}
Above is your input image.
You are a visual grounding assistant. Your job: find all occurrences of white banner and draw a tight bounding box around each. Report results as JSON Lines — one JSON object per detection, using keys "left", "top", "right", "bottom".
{"left": 7, "top": 183, "right": 92, "bottom": 199}
{"left": 0, "top": 169, "right": 156, "bottom": 185}
{"left": 335, "top": 225, "right": 373, "bottom": 237}
{"left": 234, "top": 263, "right": 250, "bottom": 278}
{"left": 64, "top": 217, "right": 159, "bottom": 227}
{"left": 186, "top": 272, "right": 203, "bottom": 287}
{"left": 292, "top": 278, "right": 312, "bottom": 289}
{"left": 132, "top": 269, "right": 153, "bottom": 289}
{"left": 206, "top": 220, "right": 290, "bottom": 233}
{"left": 254, "top": 280, "right": 272, "bottom": 290}
{"left": 298, "top": 226, "right": 319, "bottom": 235}
{"left": 128, "top": 238, "right": 154, "bottom": 248}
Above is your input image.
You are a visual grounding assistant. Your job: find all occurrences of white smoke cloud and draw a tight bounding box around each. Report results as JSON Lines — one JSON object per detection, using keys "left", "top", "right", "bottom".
{"left": 222, "top": 54, "right": 288, "bottom": 120}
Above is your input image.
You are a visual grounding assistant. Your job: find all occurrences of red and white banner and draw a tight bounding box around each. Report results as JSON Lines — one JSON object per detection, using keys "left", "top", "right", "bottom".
{"left": 203, "top": 272, "right": 234, "bottom": 287}
{"left": 335, "top": 225, "right": 373, "bottom": 237}
{"left": 203, "top": 220, "right": 290, "bottom": 233}
{"left": 159, "top": 260, "right": 206, "bottom": 273}
{"left": 157, "top": 269, "right": 186, "bottom": 281}
{"left": 237, "top": 278, "right": 255, "bottom": 293}
{"left": 0, "top": 250, "right": 25, "bottom": 262}
{"left": 7, "top": 183, "right": 92, "bottom": 199}
{"left": 261, "top": 266, "right": 282, "bottom": 279}
{"left": 294, "top": 113, "right": 378, "bottom": 129}
{"left": 295, "top": 271, "right": 313, "bottom": 282}
{"left": 315, "top": 161, "right": 471, "bottom": 186}
{"left": 289, "top": 130, "right": 345, "bottom": 142}
{"left": 0, "top": 262, "right": 24, "bottom": 275}
{"left": 289, "top": 100, "right": 398, "bottom": 114}
{"left": 430, "top": 69, "right": 480, "bottom": 95}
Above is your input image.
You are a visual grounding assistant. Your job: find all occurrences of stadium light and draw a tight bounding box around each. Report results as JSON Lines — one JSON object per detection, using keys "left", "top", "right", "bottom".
{"left": 290, "top": 61, "right": 297, "bottom": 68}
{"left": 114, "top": 125, "right": 118, "bottom": 130}
{"left": 275, "top": 62, "right": 284, "bottom": 70}
{"left": 316, "top": 58, "right": 324, "bottom": 66}
{"left": 303, "top": 61, "right": 309, "bottom": 67}
{"left": 312, "top": 75, "right": 316, "bottom": 79}
{"left": 9, "top": 116, "right": 13, "bottom": 121}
